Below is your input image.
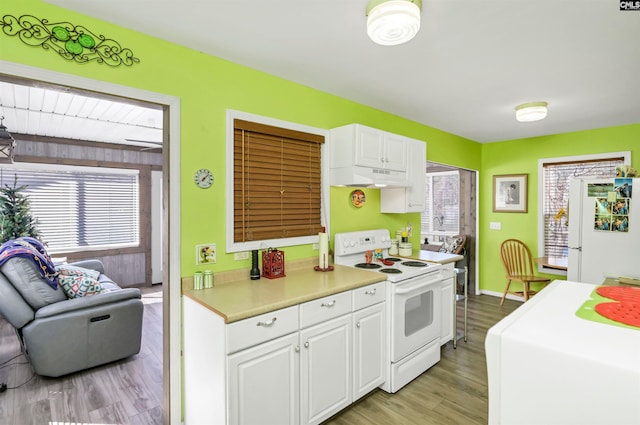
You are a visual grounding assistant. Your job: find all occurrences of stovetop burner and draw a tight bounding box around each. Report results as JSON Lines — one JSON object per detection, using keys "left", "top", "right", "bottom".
{"left": 380, "top": 268, "right": 402, "bottom": 274}
{"left": 384, "top": 257, "right": 402, "bottom": 262}
{"left": 354, "top": 263, "right": 382, "bottom": 269}
{"left": 401, "top": 261, "right": 429, "bottom": 267}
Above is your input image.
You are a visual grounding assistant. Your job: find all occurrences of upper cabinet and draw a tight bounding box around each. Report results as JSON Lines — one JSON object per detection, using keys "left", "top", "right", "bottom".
{"left": 329, "top": 124, "right": 411, "bottom": 187}
{"left": 380, "top": 138, "right": 427, "bottom": 213}
{"left": 352, "top": 125, "right": 407, "bottom": 172}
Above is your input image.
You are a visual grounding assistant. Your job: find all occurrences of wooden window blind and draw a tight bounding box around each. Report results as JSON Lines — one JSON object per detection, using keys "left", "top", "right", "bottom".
{"left": 233, "top": 119, "right": 324, "bottom": 243}
{"left": 542, "top": 156, "right": 623, "bottom": 258}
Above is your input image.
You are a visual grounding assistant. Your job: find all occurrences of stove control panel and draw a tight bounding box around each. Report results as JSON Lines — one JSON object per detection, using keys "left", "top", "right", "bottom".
{"left": 334, "top": 229, "right": 392, "bottom": 257}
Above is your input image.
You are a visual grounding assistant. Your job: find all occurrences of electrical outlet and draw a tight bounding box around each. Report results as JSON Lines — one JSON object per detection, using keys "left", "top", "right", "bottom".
{"left": 490, "top": 222, "right": 502, "bottom": 230}
{"left": 234, "top": 252, "right": 249, "bottom": 260}
{"left": 312, "top": 243, "right": 319, "bottom": 250}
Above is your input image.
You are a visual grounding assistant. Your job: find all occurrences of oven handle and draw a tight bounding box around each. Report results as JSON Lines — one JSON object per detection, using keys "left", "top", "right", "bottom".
{"left": 394, "top": 276, "right": 441, "bottom": 295}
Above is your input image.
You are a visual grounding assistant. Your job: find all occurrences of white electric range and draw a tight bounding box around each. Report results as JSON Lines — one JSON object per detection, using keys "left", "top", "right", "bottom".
{"left": 334, "top": 229, "right": 444, "bottom": 393}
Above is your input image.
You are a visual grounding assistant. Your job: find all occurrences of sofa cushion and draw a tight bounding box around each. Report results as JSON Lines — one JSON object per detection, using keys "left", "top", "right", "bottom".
{"left": 0, "top": 257, "right": 67, "bottom": 309}
{"left": 56, "top": 265, "right": 105, "bottom": 299}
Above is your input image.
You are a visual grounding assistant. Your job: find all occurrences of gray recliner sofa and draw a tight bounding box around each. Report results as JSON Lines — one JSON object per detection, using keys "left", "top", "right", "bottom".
{"left": 0, "top": 257, "right": 143, "bottom": 377}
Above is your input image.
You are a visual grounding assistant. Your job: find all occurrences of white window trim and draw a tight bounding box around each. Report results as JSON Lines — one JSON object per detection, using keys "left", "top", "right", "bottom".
{"left": 1, "top": 162, "right": 140, "bottom": 253}
{"left": 225, "top": 110, "right": 329, "bottom": 253}
{"left": 537, "top": 150, "right": 631, "bottom": 276}
{"left": 422, "top": 170, "right": 460, "bottom": 241}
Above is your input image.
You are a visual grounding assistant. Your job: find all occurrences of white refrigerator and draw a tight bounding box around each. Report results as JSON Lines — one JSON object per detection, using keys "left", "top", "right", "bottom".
{"left": 567, "top": 177, "right": 640, "bottom": 284}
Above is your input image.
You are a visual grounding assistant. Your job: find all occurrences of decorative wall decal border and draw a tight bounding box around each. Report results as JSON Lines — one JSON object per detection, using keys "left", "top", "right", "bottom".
{"left": 1, "top": 14, "right": 140, "bottom": 67}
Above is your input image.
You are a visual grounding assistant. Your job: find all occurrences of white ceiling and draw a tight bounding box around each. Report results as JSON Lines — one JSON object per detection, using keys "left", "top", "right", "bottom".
{"left": 24, "top": 1, "right": 640, "bottom": 143}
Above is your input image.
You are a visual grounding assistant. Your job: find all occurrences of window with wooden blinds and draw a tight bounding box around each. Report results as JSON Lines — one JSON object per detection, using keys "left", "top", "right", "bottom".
{"left": 540, "top": 153, "right": 625, "bottom": 260}
{"left": 233, "top": 119, "right": 324, "bottom": 243}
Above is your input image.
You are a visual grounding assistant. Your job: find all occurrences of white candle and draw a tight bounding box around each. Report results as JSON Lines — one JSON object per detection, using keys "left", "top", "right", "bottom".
{"left": 318, "top": 232, "right": 329, "bottom": 269}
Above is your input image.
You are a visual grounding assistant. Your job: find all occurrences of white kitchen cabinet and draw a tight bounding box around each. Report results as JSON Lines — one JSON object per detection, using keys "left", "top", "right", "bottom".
{"left": 227, "top": 332, "right": 300, "bottom": 425}
{"left": 352, "top": 302, "right": 386, "bottom": 401}
{"left": 330, "top": 124, "right": 408, "bottom": 172}
{"left": 300, "top": 314, "right": 352, "bottom": 425}
{"left": 183, "top": 282, "right": 387, "bottom": 425}
{"left": 380, "top": 138, "right": 427, "bottom": 213}
{"left": 439, "top": 265, "right": 454, "bottom": 346}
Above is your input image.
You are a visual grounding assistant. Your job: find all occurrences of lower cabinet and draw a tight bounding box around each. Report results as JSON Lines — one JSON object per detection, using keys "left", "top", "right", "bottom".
{"left": 183, "top": 281, "right": 386, "bottom": 425}
{"left": 227, "top": 332, "right": 300, "bottom": 425}
{"left": 300, "top": 315, "right": 352, "bottom": 425}
{"left": 440, "top": 265, "right": 454, "bottom": 345}
{"left": 352, "top": 302, "right": 386, "bottom": 400}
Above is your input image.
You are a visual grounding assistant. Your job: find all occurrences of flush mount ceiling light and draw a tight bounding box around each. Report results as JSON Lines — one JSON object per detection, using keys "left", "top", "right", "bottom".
{"left": 367, "top": 0, "right": 422, "bottom": 46}
{"left": 515, "top": 101, "right": 548, "bottom": 122}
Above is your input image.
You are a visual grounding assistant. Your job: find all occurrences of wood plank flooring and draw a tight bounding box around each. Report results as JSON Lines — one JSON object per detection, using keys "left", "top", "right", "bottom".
{"left": 0, "top": 286, "right": 520, "bottom": 425}
{"left": 0, "top": 286, "right": 163, "bottom": 425}
{"left": 323, "top": 293, "right": 521, "bottom": 425}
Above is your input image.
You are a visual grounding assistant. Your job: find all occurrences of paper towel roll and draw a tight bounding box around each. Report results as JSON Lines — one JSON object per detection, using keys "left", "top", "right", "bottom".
{"left": 318, "top": 232, "right": 329, "bottom": 269}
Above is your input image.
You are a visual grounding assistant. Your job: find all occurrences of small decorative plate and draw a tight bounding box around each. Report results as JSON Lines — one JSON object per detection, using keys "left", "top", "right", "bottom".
{"left": 350, "top": 189, "right": 365, "bottom": 208}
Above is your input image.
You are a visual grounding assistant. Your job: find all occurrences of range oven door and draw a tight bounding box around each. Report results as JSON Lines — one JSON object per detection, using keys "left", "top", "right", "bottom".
{"left": 390, "top": 271, "right": 442, "bottom": 363}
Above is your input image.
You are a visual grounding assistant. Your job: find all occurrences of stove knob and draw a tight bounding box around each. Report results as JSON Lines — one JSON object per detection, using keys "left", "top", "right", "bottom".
{"left": 342, "top": 240, "right": 349, "bottom": 248}
{"left": 349, "top": 240, "right": 356, "bottom": 247}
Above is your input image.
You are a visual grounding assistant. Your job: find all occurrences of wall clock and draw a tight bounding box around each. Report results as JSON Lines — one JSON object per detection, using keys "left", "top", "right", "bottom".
{"left": 194, "top": 168, "right": 213, "bottom": 188}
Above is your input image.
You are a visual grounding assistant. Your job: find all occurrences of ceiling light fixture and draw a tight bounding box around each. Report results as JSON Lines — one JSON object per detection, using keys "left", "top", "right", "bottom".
{"left": 0, "top": 116, "right": 15, "bottom": 164}
{"left": 367, "top": 0, "right": 422, "bottom": 46}
{"left": 515, "top": 101, "right": 548, "bottom": 122}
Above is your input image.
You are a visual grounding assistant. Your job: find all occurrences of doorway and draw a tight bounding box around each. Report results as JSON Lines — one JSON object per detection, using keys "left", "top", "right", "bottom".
{"left": 0, "top": 60, "right": 181, "bottom": 424}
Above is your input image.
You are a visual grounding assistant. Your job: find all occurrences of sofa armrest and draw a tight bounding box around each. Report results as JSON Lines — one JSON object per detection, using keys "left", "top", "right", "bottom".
{"left": 35, "top": 288, "right": 141, "bottom": 320}
{"left": 68, "top": 259, "right": 105, "bottom": 275}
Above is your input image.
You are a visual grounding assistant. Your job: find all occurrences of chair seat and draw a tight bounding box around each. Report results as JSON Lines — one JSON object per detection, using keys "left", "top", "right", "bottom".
{"left": 500, "top": 239, "right": 552, "bottom": 306}
{"left": 507, "top": 275, "right": 551, "bottom": 283}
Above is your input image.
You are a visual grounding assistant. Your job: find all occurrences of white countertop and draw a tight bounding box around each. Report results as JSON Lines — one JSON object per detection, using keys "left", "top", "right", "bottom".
{"left": 486, "top": 280, "right": 640, "bottom": 425}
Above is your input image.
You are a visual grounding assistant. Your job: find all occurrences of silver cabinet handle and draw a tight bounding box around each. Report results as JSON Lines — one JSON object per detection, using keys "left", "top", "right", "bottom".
{"left": 295, "top": 346, "right": 300, "bottom": 352}
{"left": 304, "top": 341, "right": 309, "bottom": 348}
{"left": 321, "top": 300, "right": 336, "bottom": 308}
{"left": 356, "top": 322, "right": 361, "bottom": 328}
{"left": 256, "top": 317, "right": 277, "bottom": 327}
{"left": 365, "top": 289, "right": 376, "bottom": 295}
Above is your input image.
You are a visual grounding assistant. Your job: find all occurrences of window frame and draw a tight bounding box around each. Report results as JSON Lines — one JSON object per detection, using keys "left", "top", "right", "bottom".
{"left": 0, "top": 161, "right": 140, "bottom": 254}
{"left": 226, "top": 110, "right": 329, "bottom": 253}
{"left": 421, "top": 170, "right": 460, "bottom": 242}
{"left": 537, "top": 151, "right": 630, "bottom": 275}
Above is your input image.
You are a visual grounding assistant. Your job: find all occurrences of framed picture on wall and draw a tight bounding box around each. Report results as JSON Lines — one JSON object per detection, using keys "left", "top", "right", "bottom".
{"left": 493, "top": 174, "right": 528, "bottom": 213}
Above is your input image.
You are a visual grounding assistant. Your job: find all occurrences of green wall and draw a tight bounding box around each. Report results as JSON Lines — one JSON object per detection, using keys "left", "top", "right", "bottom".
{"left": 2, "top": 0, "right": 639, "bottom": 292}
{"left": 480, "top": 125, "right": 640, "bottom": 294}
{"left": 1, "top": 0, "right": 479, "bottom": 278}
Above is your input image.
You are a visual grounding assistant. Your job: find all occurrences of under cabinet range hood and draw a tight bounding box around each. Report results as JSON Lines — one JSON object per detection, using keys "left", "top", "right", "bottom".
{"left": 330, "top": 165, "right": 411, "bottom": 188}
{"left": 329, "top": 123, "right": 412, "bottom": 188}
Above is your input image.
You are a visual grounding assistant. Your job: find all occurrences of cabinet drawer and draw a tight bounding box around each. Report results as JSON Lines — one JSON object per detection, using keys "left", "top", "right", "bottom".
{"left": 226, "top": 305, "right": 299, "bottom": 354}
{"left": 300, "top": 291, "right": 352, "bottom": 329}
{"left": 352, "top": 281, "right": 386, "bottom": 311}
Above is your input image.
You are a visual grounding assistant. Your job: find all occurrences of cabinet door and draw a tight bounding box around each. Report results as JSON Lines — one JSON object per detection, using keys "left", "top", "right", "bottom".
{"left": 383, "top": 132, "right": 408, "bottom": 172}
{"left": 404, "top": 139, "right": 426, "bottom": 211}
{"left": 353, "top": 302, "right": 386, "bottom": 401}
{"left": 440, "top": 270, "right": 455, "bottom": 345}
{"left": 227, "top": 332, "right": 299, "bottom": 425}
{"left": 300, "top": 315, "right": 352, "bottom": 425}
{"left": 354, "top": 126, "right": 385, "bottom": 169}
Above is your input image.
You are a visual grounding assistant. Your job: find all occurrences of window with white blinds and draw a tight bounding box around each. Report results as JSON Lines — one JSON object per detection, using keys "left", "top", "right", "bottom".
{"left": 0, "top": 165, "right": 139, "bottom": 253}
{"left": 541, "top": 155, "right": 624, "bottom": 258}
{"left": 421, "top": 171, "right": 460, "bottom": 236}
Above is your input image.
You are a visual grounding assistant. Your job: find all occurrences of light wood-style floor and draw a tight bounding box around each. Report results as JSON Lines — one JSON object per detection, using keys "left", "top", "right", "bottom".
{"left": 323, "top": 293, "right": 521, "bottom": 425}
{"left": 0, "top": 287, "right": 520, "bottom": 425}
{"left": 0, "top": 286, "right": 163, "bottom": 425}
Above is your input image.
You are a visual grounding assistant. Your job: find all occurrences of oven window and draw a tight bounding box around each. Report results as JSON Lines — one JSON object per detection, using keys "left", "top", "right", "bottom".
{"left": 404, "top": 291, "right": 434, "bottom": 336}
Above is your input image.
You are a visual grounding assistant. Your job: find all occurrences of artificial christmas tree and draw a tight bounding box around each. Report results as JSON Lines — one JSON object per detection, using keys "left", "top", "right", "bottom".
{"left": 0, "top": 175, "right": 41, "bottom": 243}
